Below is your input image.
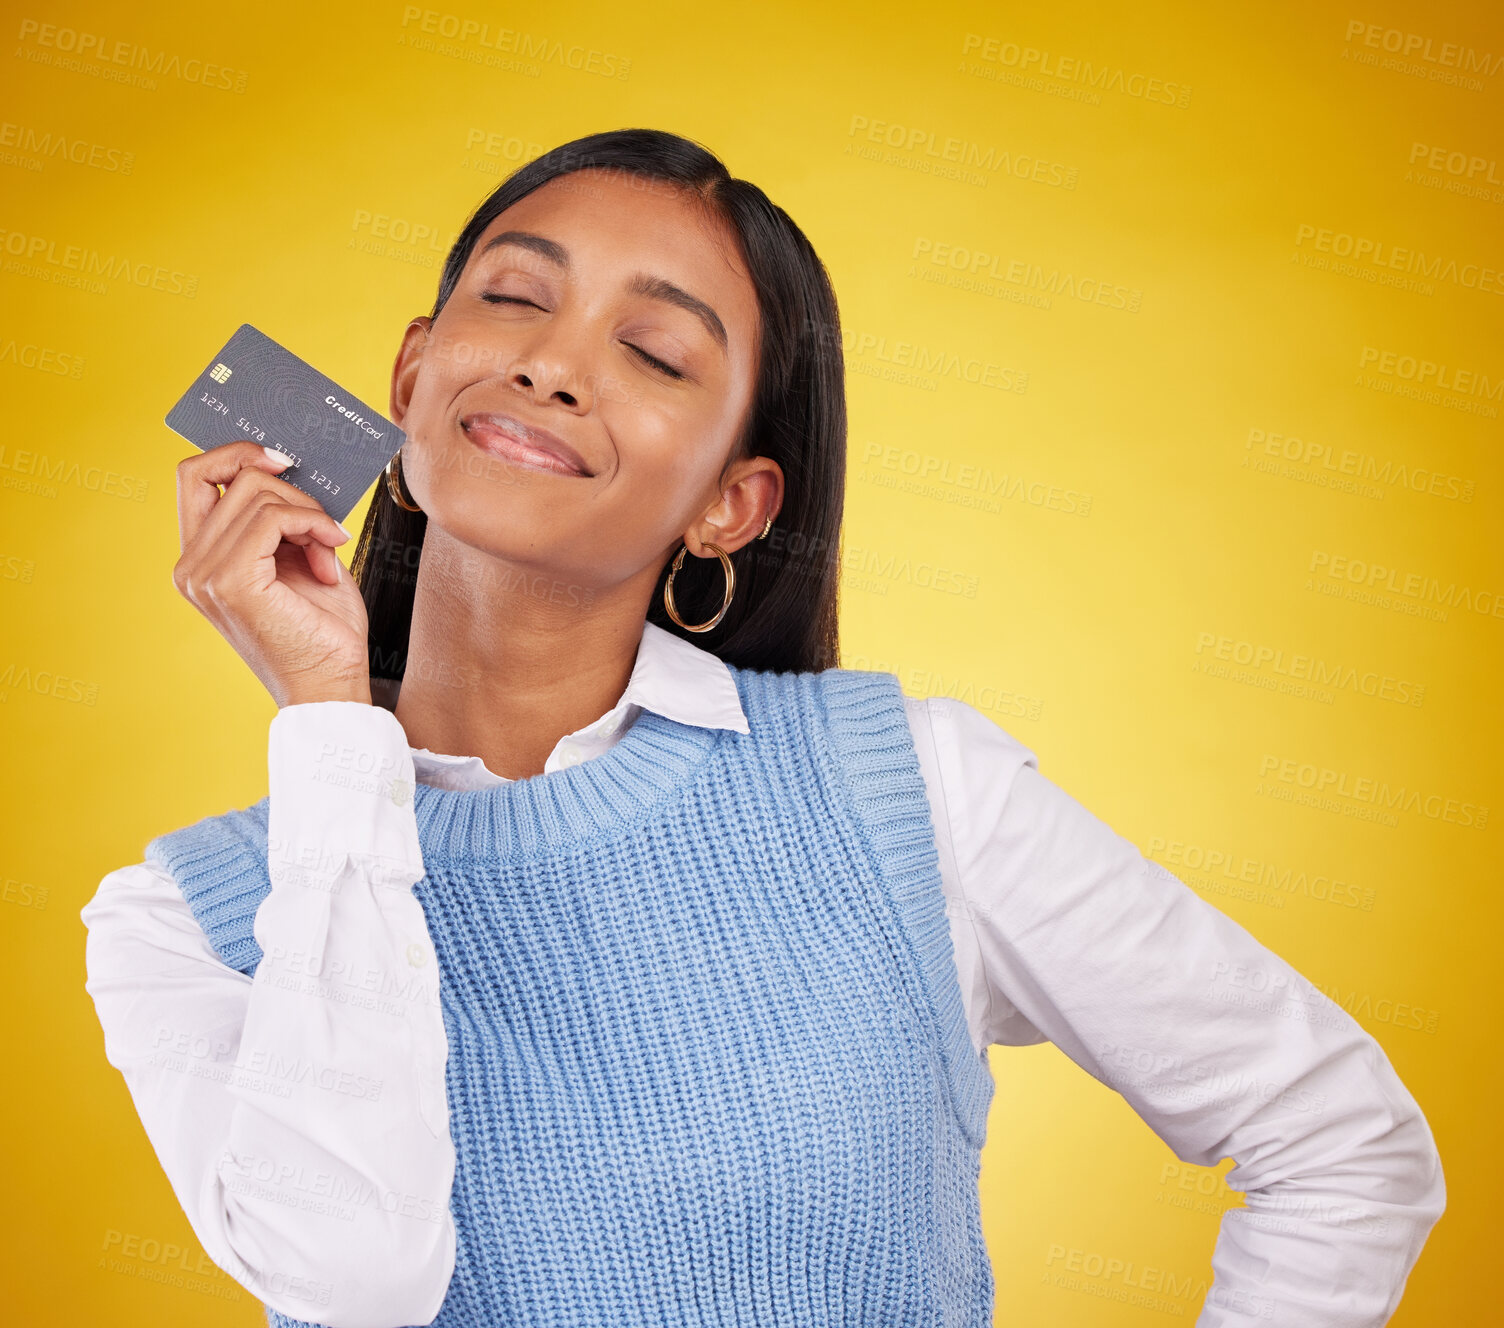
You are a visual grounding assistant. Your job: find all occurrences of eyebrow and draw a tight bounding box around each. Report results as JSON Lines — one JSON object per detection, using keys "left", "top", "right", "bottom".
{"left": 477, "top": 230, "right": 728, "bottom": 352}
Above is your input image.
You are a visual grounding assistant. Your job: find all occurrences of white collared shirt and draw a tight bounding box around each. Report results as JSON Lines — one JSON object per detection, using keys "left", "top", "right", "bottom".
{"left": 79, "top": 619, "right": 1444, "bottom": 1328}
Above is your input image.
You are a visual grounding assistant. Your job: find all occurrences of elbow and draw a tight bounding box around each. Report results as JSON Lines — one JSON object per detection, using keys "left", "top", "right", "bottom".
{"left": 1350, "top": 1048, "right": 1448, "bottom": 1234}
{"left": 1374, "top": 1126, "right": 1447, "bottom": 1260}
{"left": 324, "top": 1209, "right": 457, "bottom": 1328}
{"left": 1244, "top": 1028, "right": 1448, "bottom": 1237}
{"left": 218, "top": 1202, "right": 456, "bottom": 1328}
{"left": 1377, "top": 1051, "right": 1447, "bottom": 1229}
{"left": 1406, "top": 1130, "right": 1446, "bottom": 1231}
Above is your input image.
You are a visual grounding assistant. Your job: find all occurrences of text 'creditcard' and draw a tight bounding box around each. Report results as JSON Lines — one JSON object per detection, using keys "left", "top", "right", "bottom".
{"left": 164, "top": 323, "right": 404, "bottom": 523}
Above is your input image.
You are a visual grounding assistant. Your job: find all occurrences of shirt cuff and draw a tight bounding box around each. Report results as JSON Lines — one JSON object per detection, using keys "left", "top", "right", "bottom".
{"left": 268, "top": 701, "right": 423, "bottom": 893}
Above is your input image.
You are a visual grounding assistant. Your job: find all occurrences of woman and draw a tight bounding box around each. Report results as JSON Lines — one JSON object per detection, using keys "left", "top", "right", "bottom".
{"left": 81, "top": 129, "right": 1444, "bottom": 1328}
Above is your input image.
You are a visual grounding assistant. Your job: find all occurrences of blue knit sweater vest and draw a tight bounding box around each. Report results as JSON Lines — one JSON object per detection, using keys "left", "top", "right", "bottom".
{"left": 145, "top": 664, "right": 996, "bottom": 1327}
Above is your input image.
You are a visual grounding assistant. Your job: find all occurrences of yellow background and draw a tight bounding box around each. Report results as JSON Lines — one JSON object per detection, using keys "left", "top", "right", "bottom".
{"left": 3, "top": 0, "right": 1498, "bottom": 1322}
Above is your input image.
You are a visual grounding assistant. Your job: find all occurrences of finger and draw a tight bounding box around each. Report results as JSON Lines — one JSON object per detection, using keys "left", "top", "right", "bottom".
{"left": 219, "top": 502, "right": 348, "bottom": 595}
{"left": 281, "top": 526, "right": 344, "bottom": 587}
{"left": 188, "top": 487, "right": 345, "bottom": 607}
{"left": 182, "top": 450, "right": 337, "bottom": 572}
{"left": 302, "top": 540, "right": 344, "bottom": 587}
{"left": 176, "top": 440, "right": 300, "bottom": 556}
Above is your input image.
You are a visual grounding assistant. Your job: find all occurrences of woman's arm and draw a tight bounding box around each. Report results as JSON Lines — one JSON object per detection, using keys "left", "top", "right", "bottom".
{"left": 80, "top": 702, "right": 456, "bottom": 1328}
{"left": 915, "top": 695, "right": 1445, "bottom": 1327}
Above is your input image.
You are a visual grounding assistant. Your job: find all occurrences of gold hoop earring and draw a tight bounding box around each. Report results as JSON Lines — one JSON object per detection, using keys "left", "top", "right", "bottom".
{"left": 757, "top": 516, "right": 772, "bottom": 540}
{"left": 663, "top": 542, "right": 735, "bottom": 633}
{"left": 384, "top": 449, "right": 423, "bottom": 512}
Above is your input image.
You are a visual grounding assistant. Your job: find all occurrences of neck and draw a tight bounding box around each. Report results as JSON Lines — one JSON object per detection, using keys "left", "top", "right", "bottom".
{"left": 391, "top": 526, "right": 659, "bottom": 780}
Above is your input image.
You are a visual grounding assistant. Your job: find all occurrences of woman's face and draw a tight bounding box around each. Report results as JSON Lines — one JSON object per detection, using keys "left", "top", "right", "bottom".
{"left": 388, "top": 167, "right": 774, "bottom": 600}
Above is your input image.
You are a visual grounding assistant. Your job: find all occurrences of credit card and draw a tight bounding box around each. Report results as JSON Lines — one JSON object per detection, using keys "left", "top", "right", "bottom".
{"left": 164, "top": 323, "right": 404, "bottom": 523}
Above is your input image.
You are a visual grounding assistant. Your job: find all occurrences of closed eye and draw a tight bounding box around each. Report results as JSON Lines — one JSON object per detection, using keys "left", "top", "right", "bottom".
{"left": 480, "top": 292, "right": 686, "bottom": 380}
{"left": 626, "top": 345, "right": 685, "bottom": 380}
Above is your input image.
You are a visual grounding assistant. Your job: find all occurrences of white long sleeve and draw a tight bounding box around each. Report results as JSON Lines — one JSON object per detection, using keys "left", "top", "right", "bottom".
{"left": 80, "top": 702, "right": 457, "bottom": 1328}
{"left": 908, "top": 694, "right": 1445, "bottom": 1327}
{"left": 81, "top": 627, "right": 1445, "bottom": 1326}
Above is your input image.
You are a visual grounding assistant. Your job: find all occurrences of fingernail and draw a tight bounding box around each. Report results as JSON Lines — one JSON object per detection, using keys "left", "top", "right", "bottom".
{"left": 337, "top": 521, "right": 352, "bottom": 539}
{"left": 262, "top": 446, "right": 295, "bottom": 468}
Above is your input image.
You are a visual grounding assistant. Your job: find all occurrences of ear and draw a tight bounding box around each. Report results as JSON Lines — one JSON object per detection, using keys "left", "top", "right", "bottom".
{"left": 684, "top": 454, "right": 785, "bottom": 556}
{"left": 390, "top": 317, "right": 432, "bottom": 427}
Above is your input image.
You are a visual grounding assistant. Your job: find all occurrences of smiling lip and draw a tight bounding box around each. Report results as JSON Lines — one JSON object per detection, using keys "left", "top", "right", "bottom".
{"left": 460, "top": 413, "right": 593, "bottom": 477}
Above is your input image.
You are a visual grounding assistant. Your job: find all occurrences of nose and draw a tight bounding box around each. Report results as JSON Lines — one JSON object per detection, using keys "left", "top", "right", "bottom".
{"left": 505, "top": 316, "right": 597, "bottom": 413}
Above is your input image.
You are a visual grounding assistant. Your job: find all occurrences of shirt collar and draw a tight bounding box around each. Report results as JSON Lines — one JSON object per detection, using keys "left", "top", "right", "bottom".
{"left": 618, "top": 618, "right": 750, "bottom": 735}
{"left": 408, "top": 618, "right": 749, "bottom": 780}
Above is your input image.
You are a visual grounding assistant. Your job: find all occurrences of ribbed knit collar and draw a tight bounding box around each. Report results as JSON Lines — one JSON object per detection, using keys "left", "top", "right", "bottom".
{"left": 411, "top": 676, "right": 734, "bottom": 862}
